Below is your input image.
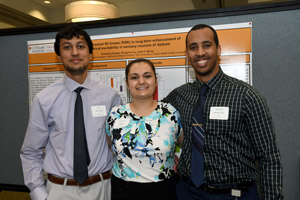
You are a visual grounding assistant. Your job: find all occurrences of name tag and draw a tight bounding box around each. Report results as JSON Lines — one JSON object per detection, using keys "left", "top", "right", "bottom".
{"left": 231, "top": 189, "right": 241, "bottom": 197}
{"left": 114, "top": 118, "right": 130, "bottom": 128}
{"left": 91, "top": 105, "right": 107, "bottom": 117}
{"left": 209, "top": 107, "right": 229, "bottom": 120}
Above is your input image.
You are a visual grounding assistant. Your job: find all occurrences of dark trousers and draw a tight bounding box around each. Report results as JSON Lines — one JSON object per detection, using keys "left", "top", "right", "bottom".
{"left": 176, "top": 179, "right": 260, "bottom": 200}
{"left": 112, "top": 175, "right": 179, "bottom": 200}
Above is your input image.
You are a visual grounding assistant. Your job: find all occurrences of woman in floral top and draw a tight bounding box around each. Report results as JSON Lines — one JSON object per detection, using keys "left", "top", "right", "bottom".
{"left": 106, "top": 59, "right": 183, "bottom": 200}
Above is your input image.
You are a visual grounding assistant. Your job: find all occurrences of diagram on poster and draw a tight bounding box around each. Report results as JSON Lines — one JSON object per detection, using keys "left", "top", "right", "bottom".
{"left": 89, "top": 70, "right": 128, "bottom": 103}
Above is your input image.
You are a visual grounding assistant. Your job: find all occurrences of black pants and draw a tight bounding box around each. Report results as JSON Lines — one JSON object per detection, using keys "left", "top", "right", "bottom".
{"left": 176, "top": 179, "right": 260, "bottom": 200}
{"left": 111, "top": 174, "right": 179, "bottom": 200}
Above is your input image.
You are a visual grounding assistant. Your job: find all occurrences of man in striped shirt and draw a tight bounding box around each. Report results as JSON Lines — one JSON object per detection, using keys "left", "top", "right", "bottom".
{"left": 163, "top": 24, "right": 283, "bottom": 199}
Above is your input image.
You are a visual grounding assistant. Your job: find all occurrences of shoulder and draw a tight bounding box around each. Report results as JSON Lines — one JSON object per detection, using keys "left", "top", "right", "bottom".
{"left": 222, "top": 74, "right": 266, "bottom": 102}
{"left": 172, "top": 82, "right": 194, "bottom": 93}
{"left": 157, "top": 102, "right": 181, "bottom": 121}
{"left": 90, "top": 79, "right": 117, "bottom": 94}
{"left": 89, "top": 79, "right": 122, "bottom": 105}
{"left": 223, "top": 75, "right": 257, "bottom": 92}
{"left": 164, "top": 83, "right": 193, "bottom": 101}
{"left": 158, "top": 102, "right": 177, "bottom": 113}
{"left": 34, "top": 79, "right": 65, "bottom": 104}
{"left": 222, "top": 74, "right": 249, "bottom": 88}
{"left": 36, "top": 78, "right": 64, "bottom": 95}
{"left": 109, "top": 103, "right": 128, "bottom": 115}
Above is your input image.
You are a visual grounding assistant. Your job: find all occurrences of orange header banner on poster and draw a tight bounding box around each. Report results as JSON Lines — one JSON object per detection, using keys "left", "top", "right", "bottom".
{"left": 29, "top": 61, "right": 127, "bottom": 72}
{"left": 218, "top": 28, "right": 251, "bottom": 53}
{"left": 28, "top": 52, "right": 60, "bottom": 65}
{"left": 149, "top": 58, "right": 186, "bottom": 67}
{"left": 89, "top": 61, "right": 126, "bottom": 70}
{"left": 28, "top": 26, "right": 251, "bottom": 70}
{"left": 28, "top": 33, "right": 187, "bottom": 65}
{"left": 29, "top": 64, "right": 65, "bottom": 72}
{"left": 219, "top": 54, "right": 250, "bottom": 64}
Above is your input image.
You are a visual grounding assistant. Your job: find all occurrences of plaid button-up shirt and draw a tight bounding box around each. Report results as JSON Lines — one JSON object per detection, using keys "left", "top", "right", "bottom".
{"left": 163, "top": 69, "right": 283, "bottom": 199}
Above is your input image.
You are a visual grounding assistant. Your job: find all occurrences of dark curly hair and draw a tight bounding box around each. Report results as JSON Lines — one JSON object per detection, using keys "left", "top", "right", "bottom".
{"left": 54, "top": 24, "right": 93, "bottom": 56}
{"left": 186, "top": 24, "right": 219, "bottom": 47}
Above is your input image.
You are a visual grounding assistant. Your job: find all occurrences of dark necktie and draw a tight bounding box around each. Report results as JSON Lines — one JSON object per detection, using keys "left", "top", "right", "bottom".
{"left": 191, "top": 84, "right": 208, "bottom": 187}
{"left": 74, "top": 87, "right": 90, "bottom": 184}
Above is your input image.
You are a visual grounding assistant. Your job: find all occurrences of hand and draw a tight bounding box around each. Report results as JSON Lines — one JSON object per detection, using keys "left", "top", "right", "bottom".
{"left": 174, "top": 155, "right": 179, "bottom": 173}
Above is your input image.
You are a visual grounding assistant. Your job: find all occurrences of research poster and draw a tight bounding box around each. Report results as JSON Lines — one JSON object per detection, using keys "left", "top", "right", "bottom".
{"left": 27, "top": 22, "right": 252, "bottom": 103}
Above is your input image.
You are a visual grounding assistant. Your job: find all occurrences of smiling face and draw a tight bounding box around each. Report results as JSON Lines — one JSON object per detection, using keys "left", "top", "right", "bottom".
{"left": 126, "top": 61, "right": 157, "bottom": 101}
{"left": 186, "top": 28, "right": 221, "bottom": 83}
{"left": 58, "top": 35, "right": 92, "bottom": 80}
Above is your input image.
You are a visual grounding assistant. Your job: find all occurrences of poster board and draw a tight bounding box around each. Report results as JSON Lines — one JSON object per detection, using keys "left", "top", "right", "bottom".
{"left": 27, "top": 22, "right": 252, "bottom": 103}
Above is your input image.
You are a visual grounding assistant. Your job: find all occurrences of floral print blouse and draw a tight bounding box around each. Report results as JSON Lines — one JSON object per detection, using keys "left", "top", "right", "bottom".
{"left": 106, "top": 102, "right": 181, "bottom": 183}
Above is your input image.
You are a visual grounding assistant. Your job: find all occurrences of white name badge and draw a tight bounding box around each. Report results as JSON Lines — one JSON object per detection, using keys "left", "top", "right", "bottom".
{"left": 91, "top": 105, "right": 107, "bottom": 117}
{"left": 231, "top": 189, "right": 241, "bottom": 197}
{"left": 114, "top": 118, "right": 130, "bottom": 128}
{"left": 209, "top": 107, "right": 229, "bottom": 120}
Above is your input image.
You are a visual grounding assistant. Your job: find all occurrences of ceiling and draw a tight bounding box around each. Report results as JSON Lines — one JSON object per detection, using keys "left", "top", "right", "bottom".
{"left": 0, "top": 0, "right": 290, "bottom": 29}
{"left": 30, "top": 0, "right": 130, "bottom": 9}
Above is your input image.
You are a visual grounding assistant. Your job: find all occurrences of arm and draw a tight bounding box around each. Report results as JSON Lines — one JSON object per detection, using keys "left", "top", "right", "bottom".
{"left": 174, "top": 131, "right": 183, "bottom": 173}
{"left": 177, "top": 130, "right": 184, "bottom": 148}
{"left": 106, "top": 107, "right": 115, "bottom": 149}
{"left": 20, "top": 98, "right": 49, "bottom": 200}
{"left": 244, "top": 90, "right": 283, "bottom": 200}
{"left": 173, "top": 106, "right": 183, "bottom": 172}
{"left": 174, "top": 105, "right": 183, "bottom": 147}
{"left": 106, "top": 135, "right": 112, "bottom": 149}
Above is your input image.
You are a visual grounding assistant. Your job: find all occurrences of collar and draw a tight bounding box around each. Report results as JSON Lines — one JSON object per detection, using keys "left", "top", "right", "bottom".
{"left": 63, "top": 74, "right": 92, "bottom": 92}
{"left": 193, "top": 68, "right": 224, "bottom": 91}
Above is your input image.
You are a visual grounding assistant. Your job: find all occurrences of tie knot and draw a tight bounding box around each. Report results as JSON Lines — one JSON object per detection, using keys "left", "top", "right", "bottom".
{"left": 75, "top": 87, "right": 84, "bottom": 94}
{"left": 200, "top": 84, "right": 208, "bottom": 96}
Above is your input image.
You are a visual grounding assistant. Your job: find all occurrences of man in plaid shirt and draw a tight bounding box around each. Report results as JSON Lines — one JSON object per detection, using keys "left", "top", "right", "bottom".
{"left": 163, "top": 24, "right": 283, "bottom": 200}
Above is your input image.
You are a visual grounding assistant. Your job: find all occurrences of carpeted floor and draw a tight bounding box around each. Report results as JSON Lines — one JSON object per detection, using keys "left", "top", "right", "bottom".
{"left": 0, "top": 191, "right": 30, "bottom": 200}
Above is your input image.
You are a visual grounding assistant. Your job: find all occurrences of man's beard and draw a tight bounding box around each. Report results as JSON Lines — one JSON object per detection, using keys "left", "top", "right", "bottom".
{"left": 64, "top": 64, "right": 89, "bottom": 75}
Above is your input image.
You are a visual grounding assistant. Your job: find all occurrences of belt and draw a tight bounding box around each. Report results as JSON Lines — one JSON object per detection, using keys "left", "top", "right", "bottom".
{"left": 181, "top": 176, "right": 253, "bottom": 194}
{"left": 48, "top": 171, "right": 112, "bottom": 187}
